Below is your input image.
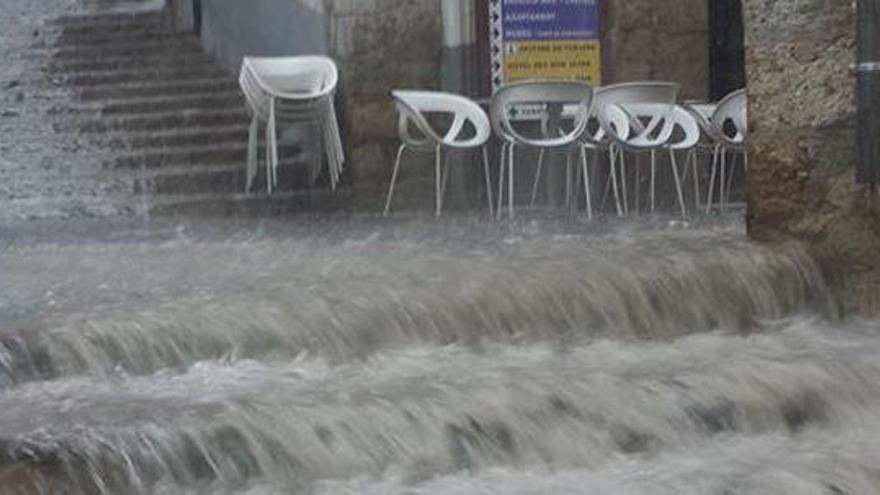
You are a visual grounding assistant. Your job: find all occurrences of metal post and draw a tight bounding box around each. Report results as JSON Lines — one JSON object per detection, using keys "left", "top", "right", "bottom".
{"left": 857, "top": 0, "right": 880, "bottom": 184}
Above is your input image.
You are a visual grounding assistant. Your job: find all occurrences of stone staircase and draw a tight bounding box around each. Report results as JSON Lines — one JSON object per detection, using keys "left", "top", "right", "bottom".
{"left": 38, "top": 0, "right": 348, "bottom": 217}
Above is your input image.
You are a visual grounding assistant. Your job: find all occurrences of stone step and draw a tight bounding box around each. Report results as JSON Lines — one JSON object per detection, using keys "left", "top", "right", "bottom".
{"left": 149, "top": 188, "right": 352, "bottom": 216}
{"left": 62, "top": 63, "right": 228, "bottom": 87}
{"left": 103, "top": 124, "right": 250, "bottom": 150}
{"left": 108, "top": 142, "right": 303, "bottom": 169}
{"left": 51, "top": 38, "right": 203, "bottom": 60}
{"left": 75, "top": 108, "right": 249, "bottom": 133}
{"left": 52, "top": 10, "right": 170, "bottom": 29}
{"left": 76, "top": 0, "right": 169, "bottom": 15}
{"left": 54, "top": 16, "right": 176, "bottom": 39}
{"left": 54, "top": 29, "right": 190, "bottom": 49}
{"left": 99, "top": 91, "right": 244, "bottom": 116}
{"left": 78, "top": 78, "right": 239, "bottom": 101}
{"left": 50, "top": 52, "right": 216, "bottom": 74}
{"left": 131, "top": 161, "right": 311, "bottom": 196}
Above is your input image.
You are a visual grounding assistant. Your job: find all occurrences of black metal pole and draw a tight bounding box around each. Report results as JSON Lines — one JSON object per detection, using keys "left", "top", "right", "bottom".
{"left": 857, "top": 0, "right": 880, "bottom": 184}
{"left": 192, "top": 0, "right": 202, "bottom": 36}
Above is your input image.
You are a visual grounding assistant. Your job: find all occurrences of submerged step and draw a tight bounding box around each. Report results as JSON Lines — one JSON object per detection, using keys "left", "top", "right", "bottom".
{"left": 49, "top": 51, "right": 215, "bottom": 73}
{"left": 77, "top": 78, "right": 239, "bottom": 101}
{"left": 62, "top": 64, "right": 228, "bottom": 87}
{"left": 102, "top": 124, "right": 250, "bottom": 150}
{"left": 75, "top": 108, "right": 249, "bottom": 133}
{"left": 131, "top": 160, "right": 309, "bottom": 195}
{"left": 51, "top": 10, "right": 169, "bottom": 29}
{"left": 106, "top": 142, "right": 300, "bottom": 169}
{"left": 54, "top": 26, "right": 187, "bottom": 48}
{"left": 51, "top": 38, "right": 204, "bottom": 60}
{"left": 99, "top": 91, "right": 244, "bottom": 116}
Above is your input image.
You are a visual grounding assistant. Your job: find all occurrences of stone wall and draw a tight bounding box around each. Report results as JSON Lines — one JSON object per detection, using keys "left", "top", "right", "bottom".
{"left": 602, "top": 0, "right": 710, "bottom": 99}
{"left": 326, "top": 0, "right": 443, "bottom": 194}
{"left": 743, "top": 0, "right": 880, "bottom": 314}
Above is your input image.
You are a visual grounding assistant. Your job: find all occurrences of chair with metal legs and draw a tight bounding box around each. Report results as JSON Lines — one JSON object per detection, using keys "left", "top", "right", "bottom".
{"left": 663, "top": 106, "right": 702, "bottom": 218}
{"left": 576, "top": 85, "right": 635, "bottom": 218}
{"left": 595, "top": 82, "right": 685, "bottom": 217}
{"left": 383, "top": 90, "right": 494, "bottom": 217}
{"left": 683, "top": 101, "right": 722, "bottom": 211}
{"left": 706, "top": 89, "right": 748, "bottom": 213}
{"left": 490, "top": 81, "right": 593, "bottom": 220}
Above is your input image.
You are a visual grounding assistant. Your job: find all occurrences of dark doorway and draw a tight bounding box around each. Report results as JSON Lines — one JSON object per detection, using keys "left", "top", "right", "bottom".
{"left": 192, "top": 0, "right": 202, "bottom": 36}
{"left": 709, "top": 0, "right": 746, "bottom": 100}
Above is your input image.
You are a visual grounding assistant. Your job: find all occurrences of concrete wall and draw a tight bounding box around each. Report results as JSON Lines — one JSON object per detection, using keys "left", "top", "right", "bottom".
{"left": 743, "top": 0, "right": 880, "bottom": 314}
{"left": 194, "top": 0, "right": 327, "bottom": 70}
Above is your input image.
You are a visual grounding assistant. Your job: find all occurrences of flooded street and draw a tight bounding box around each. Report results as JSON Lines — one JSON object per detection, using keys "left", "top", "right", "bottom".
{"left": 1, "top": 215, "right": 875, "bottom": 494}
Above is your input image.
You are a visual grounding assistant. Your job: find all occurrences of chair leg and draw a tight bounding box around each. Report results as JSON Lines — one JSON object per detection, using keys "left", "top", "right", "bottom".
{"left": 690, "top": 149, "right": 701, "bottom": 210}
{"left": 530, "top": 148, "right": 546, "bottom": 208}
{"left": 650, "top": 149, "right": 657, "bottom": 214}
{"left": 482, "top": 146, "right": 495, "bottom": 218}
{"left": 435, "top": 145, "right": 444, "bottom": 217}
{"left": 669, "top": 147, "right": 688, "bottom": 219}
{"left": 724, "top": 151, "right": 739, "bottom": 206}
{"left": 508, "top": 143, "right": 516, "bottom": 220}
{"left": 383, "top": 144, "right": 407, "bottom": 217}
{"left": 565, "top": 148, "right": 573, "bottom": 208}
{"left": 246, "top": 115, "right": 258, "bottom": 194}
{"left": 719, "top": 147, "right": 727, "bottom": 212}
{"left": 497, "top": 143, "right": 508, "bottom": 220}
{"left": 706, "top": 144, "right": 720, "bottom": 214}
{"left": 619, "top": 147, "right": 629, "bottom": 214}
{"left": 439, "top": 150, "right": 451, "bottom": 205}
{"left": 633, "top": 152, "right": 642, "bottom": 216}
{"left": 599, "top": 147, "right": 613, "bottom": 213}
{"left": 609, "top": 145, "right": 624, "bottom": 217}
{"left": 581, "top": 146, "right": 593, "bottom": 220}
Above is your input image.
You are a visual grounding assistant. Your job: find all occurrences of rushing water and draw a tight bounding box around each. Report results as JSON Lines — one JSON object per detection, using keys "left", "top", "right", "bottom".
{"left": 0, "top": 215, "right": 874, "bottom": 494}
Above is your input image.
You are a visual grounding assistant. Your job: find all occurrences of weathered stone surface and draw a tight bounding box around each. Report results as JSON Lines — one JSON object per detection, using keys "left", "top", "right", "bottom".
{"left": 744, "top": 0, "right": 880, "bottom": 314}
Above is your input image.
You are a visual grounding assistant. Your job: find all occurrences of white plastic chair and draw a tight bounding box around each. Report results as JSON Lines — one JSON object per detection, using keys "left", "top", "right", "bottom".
{"left": 490, "top": 81, "right": 593, "bottom": 219}
{"left": 383, "top": 90, "right": 494, "bottom": 217}
{"left": 595, "top": 82, "right": 686, "bottom": 216}
{"left": 705, "top": 89, "right": 748, "bottom": 213}
{"left": 683, "top": 101, "right": 721, "bottom": 210}
{"left": 577, "top": 85, "right": 633, "bottom": 217}
{"left": 239, "top": 55, "right": 344, "bottom": 194}
{"left": 663, "top": 106, "right": 702, "bottom": 217}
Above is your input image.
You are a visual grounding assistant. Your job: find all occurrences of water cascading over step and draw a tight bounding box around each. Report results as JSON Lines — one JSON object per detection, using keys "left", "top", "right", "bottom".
{"left": 0, "top": 216, "right": 865, "bottom": 495}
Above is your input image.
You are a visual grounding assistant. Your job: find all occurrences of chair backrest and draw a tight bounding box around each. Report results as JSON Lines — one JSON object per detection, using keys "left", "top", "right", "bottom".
{"left": 392, "top": 90, "right": 491, "bottom": 149}
{"left": 712, "top": 89, "right": 747, "bottom": 147}
{"left": 683, "top": 102, "right": 723, "bottom": 143}
{"left": 666, "top": 105, "right": 701, "bottom": 150}
{"left": 490, "top": 80, "right": 593, "bottom": 148}
{"left": 594, "top": 82, "right": 680, "bottom": 150}
{"left": 240, "top": 55, "right": 338, "bottom": 101}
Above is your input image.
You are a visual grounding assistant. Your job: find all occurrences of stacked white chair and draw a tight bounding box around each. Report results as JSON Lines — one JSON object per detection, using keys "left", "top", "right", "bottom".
{"left": 239, "top": 55, "right": 345, "bottom": 194}
{"left": 383, "top": 90, "right": 494, "bottom": 217}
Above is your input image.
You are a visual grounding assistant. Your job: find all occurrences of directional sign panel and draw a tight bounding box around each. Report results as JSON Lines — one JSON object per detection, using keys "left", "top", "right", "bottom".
{"left": 490, "top": 0, "right": 602, "bottom": 91}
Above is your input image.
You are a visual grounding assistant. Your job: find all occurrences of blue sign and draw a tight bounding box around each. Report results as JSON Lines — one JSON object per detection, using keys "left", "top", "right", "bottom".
{"left": 502, "top": 0, "right": 600, "bottom": 42}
